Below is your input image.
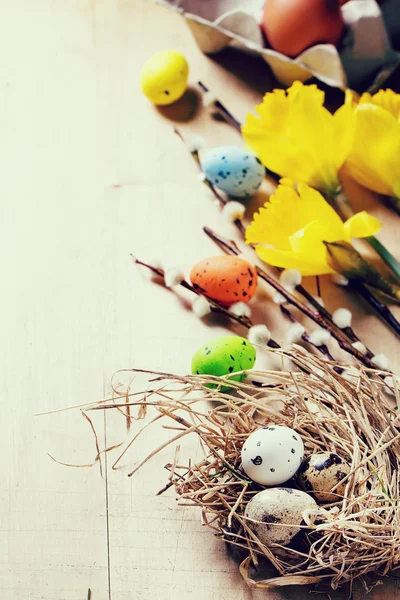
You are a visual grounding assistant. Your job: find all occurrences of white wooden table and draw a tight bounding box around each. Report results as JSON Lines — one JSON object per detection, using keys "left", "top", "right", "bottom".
{"left": 2, "top": 1, "right": 400, "bottom": 598}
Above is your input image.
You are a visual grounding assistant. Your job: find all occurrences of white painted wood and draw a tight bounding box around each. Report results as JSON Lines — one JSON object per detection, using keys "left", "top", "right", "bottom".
{"left": 1, "top": 1, "right": 399, "bottom": 599}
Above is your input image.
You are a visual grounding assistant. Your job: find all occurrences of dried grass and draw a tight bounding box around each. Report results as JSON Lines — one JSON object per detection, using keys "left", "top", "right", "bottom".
{"left": 89, "top": 348, "right": 400, "bottom": 590}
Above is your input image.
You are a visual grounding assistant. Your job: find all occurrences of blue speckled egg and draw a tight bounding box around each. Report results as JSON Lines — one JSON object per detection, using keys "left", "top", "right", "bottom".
{"left": 200, "top": 146, "right": 265, "bottom": 198}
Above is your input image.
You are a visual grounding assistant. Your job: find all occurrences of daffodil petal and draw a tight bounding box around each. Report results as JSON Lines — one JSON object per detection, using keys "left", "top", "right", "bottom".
{"left": 242, "top": 130, "right": 316, "bottom": 184}
{"left": 255, "top": 245, "right": 333, "bottom": 276}
{"left": 331, "top": 90, "right": 355, "bottom": 174}
{"left": 242, "top": 82, "right": 351, "bottom": 194}
{"left": 344, "top": 211, "right": 381, "bottom": 238}
{"left": 360, "top": 89, "right": 400, "bottom": 120}
{"left": 347, "top": 103, "right": 400, "bottom": 196}
{"left": 255, "top": 88, "right": 290, "bottom": 132}
{"left": 287, "top": 85, "right": 338, "bottom": 191}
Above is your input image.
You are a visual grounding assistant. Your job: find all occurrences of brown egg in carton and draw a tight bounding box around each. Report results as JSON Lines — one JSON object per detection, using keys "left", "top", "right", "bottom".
{"left": 158, "top": 0, "right": 400, "bottom": 91}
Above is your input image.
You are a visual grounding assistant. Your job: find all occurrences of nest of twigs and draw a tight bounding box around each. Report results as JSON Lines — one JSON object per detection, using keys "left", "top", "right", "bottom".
{"left": 99, "top": 348, "right": 400, "bottom": 590}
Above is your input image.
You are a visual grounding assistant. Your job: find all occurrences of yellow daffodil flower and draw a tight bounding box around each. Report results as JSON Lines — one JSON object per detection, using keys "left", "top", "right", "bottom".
{"left": 242, "top": 82, "right": 354, "bottom": 196}
{"left": 246, "top": 181, "right": 381, "bottom": 276}
{"left": 346, "top": 89, "right": 400, "bottom": 199}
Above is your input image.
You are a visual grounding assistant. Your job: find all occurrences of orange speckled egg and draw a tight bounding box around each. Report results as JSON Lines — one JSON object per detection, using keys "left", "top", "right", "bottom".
{"left": 190, "top": 256, "right": 257, "bottom": 306}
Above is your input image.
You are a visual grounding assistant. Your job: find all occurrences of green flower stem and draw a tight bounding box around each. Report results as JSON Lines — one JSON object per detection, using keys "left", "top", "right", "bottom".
{"left": 366, "top": 235, "right": 400, "bottom": 282}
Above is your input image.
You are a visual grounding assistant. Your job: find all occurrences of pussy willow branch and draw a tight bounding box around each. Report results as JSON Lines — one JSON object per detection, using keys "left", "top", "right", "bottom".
{"left": 348, "top": 279, "right": 400, "bottom": 338}
{"left": 279, "top": 304, "right": 341, "bottom": 369}
{"left": 131, "top": 254, "right": 280, "bottom": 349}
{"left": 174, "top": 128, "right": 245, "bottom": 238}
{"left": 133, "top": 255, "right": 336, "bottom": 370}
{"left": 203, "top": 227, "right": 379, "bottom": 371}
{"left": 198, "top": 81, "right": 242, "bottom": 131}
{"left": 175, "top": 128, "right": 376, "bottom": 358}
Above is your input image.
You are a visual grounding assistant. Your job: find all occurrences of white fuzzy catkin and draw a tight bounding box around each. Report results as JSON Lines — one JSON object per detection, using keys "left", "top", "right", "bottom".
{"left": 248, "top": 324, "right": 271, "bottom": 345}
{"left": 332, "top": 273, "right": 349, "bottom": 286}
{"left": 308, "top": 328, "right": 331, "bottom": 346}
{"left": 371, "top": 354, "right": 390, "bottom": 370}
{"left": 272, "top": 291, "right": 286, "bottom": 304}
{"left": 230, "top": 302, "right": 251, "bottom": 318}
{"left": 280, "top": 268, "right": 302, "bottom": 289}
{"left": 384, "top": 375, "right": 400, "bottom": 396}
{"left": 186, "top": 135, "right": 206, "bottom": 153}
{"left": 192, "top": 296, "right": 211, "bottom": 318}
{"left": 148, "top": 258, "right": 163, "bottom": 270}
{"left": 352, "top": 341, "right": 367, "bottom": 355}
{"left": 202, "top": 91, "right": 217, "bottom": 108}
{"left": 332, "top": 308, "right": 352, "bottom": 329}
{"left": 164, "top": 267, "right": 185, "bottom": 288}
{"left": 222, "top": 201, "right": 245, "bottom": 222}
{"left": 287, "top": 323, "right": 306, "bottom": 344}
{"left": 198, "top": 172, "right": 207, "bottom": 182}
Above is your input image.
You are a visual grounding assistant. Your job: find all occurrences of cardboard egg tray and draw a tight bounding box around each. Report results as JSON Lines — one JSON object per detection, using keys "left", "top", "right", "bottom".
{"left": 158, "top": 0, "right": 400, "bottom": 91}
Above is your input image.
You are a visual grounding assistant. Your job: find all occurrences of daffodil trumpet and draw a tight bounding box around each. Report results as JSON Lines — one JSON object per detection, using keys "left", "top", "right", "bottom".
{"left": 242, "top": 82, "right": 353, "bottom": 198}
{"left": 246, "top": 180, "right": 381, "bottom": 277}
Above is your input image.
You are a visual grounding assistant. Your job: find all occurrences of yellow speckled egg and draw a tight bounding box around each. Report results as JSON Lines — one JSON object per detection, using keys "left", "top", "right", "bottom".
{"left": 140, "top": 50, "right": 189, "bottom": 105}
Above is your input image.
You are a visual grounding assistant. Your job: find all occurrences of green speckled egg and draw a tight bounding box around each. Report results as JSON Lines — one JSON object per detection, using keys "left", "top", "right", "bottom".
{"left": 191, "top": 336, "right": 256, "bottom": 388}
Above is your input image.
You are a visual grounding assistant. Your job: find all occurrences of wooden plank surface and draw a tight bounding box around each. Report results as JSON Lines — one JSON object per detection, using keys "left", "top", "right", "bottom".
{"left": 1, "top": 1, "right": 400, "bottom": 599}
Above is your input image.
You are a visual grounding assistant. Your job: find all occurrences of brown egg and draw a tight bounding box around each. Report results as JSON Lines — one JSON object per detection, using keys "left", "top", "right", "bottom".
{"left": 190, "top": 255, "right": 257, "bottom": 306}
{"left": 298, "top": 452, "right": 350, "bottom": 502}
{"left": 261, "top": 0, "right": 344, "bottom": 58}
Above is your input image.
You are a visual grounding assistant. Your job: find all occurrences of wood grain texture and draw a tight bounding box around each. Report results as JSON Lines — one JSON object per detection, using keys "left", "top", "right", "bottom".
{"left": 1, "top": 0, "right": 400, "bottom": 598}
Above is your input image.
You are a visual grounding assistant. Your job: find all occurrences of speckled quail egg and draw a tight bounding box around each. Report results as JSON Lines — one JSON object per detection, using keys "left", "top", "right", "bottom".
{"left": 298, "top": 452, "right": 350, "bottom": 502}
{"left": 245, "top": 487, "right": 317, "bottom": 546}
{"left": 191, "top": 336, "right": 256, "bottom": 390}
{"left": 241, "top": 425, "right": 304, "bottom": 485}
{"left": 200, "top": 146, "right": 265, "bottom": 198}
{"left": 190, "top": 255, "right": 257, "bottom": 306}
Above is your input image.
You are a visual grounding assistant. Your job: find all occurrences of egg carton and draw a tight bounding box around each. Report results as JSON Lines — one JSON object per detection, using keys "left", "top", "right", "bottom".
{"left": 157, "top": 0, "right": 400, "bottom": 91}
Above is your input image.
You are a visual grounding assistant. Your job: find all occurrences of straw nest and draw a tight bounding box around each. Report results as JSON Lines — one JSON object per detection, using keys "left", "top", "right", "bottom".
{"left": 101, "top": 348, "right": 400, "bottom": 590}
